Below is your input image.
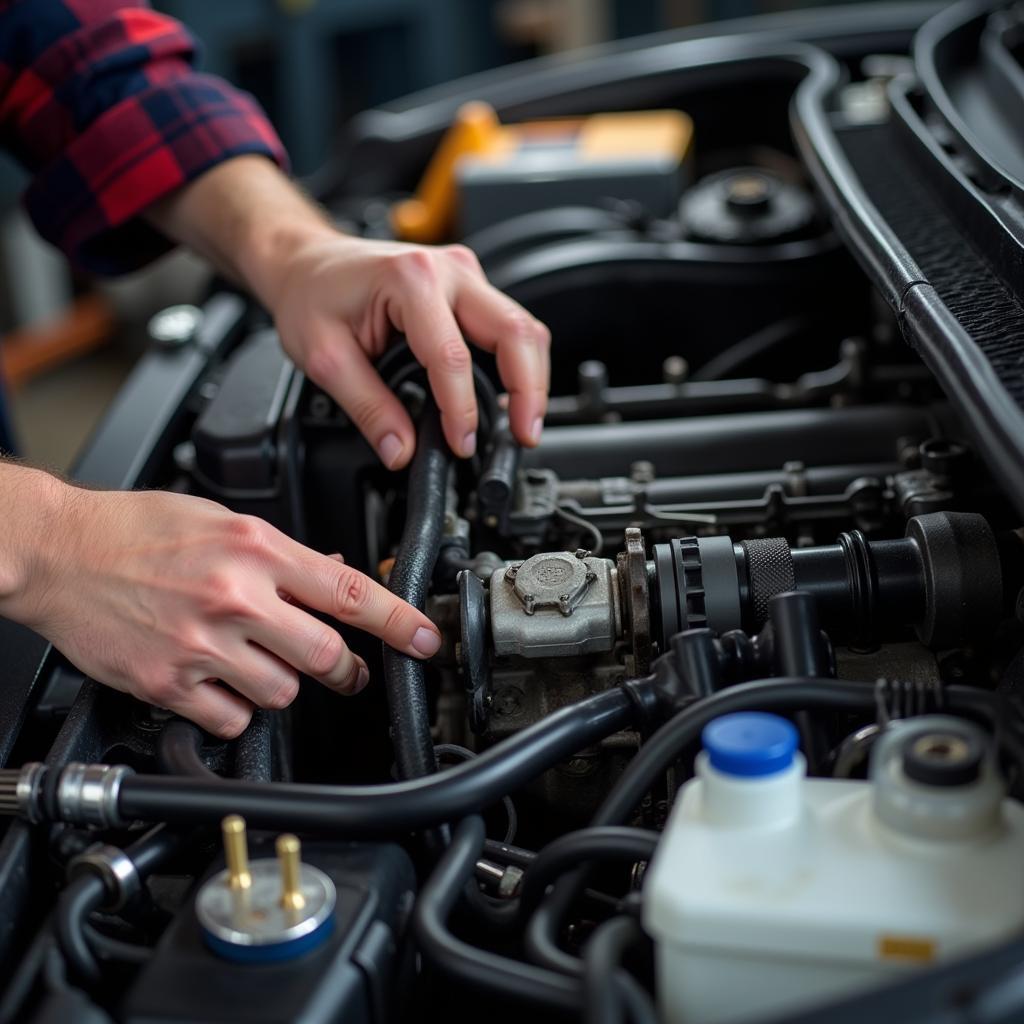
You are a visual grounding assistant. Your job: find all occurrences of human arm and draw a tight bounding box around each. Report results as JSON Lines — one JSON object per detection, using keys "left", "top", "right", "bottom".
{"left": 147, "top": 154, "right": 551, "bottom": 466}
{"left": 0, "top": 462, "right": 441, "bottom": 738}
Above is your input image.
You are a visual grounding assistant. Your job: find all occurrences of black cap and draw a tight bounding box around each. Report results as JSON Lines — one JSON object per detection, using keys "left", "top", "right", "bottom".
{"left": 901, "top": 729, "right": 983, "bottom": 787}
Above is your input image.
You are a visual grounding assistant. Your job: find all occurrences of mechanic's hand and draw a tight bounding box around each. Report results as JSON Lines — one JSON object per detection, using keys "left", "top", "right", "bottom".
{"left": 261, "top": 233, "right": 551, "bottom": 468}
{"left": 9, "top": 483, "right": 441, "bottom": 739}
{"left": 148, "top": 157, "right": 550, "bottom": 467}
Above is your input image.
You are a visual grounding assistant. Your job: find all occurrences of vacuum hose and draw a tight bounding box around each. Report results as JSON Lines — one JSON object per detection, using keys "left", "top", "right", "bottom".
{"left": 383, "top": 404, "right": 451, "bottom": 780}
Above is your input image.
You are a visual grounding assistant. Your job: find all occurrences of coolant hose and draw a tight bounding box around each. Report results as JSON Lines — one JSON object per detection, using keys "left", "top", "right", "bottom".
{"left": 383, "top": 404, "right": 450, "bottom": 780}
{"left": 517, "top": 827, "right": 658, "bottom": 921}
{"left": 583, "top": 917, "right": 656, "bottom": 1024}
{"left": 55, "top": 825, "right": 183, "bottom": 986}
{"left": 157, "top": 720, "right": 216, "bottom": 779}
{"left": 414, "top": 816, "right": 581, "bottom": 1012}
{"left": 109, "top": 686, "right": 640, "bottom": 834}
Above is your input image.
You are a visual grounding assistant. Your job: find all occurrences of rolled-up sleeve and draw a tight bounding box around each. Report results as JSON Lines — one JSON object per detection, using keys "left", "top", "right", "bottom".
{"left": 0, "top": 0, "right": 288, "bottom": 274}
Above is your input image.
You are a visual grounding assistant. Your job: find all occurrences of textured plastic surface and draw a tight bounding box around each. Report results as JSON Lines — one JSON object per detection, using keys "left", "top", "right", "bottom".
{"left": 702, "top": 713, "right": 798, "bottom": 777}
{"left": 790, "top": 3, "right": 1024, "bottom": 513}
{"left": 740, "top": 537, "right": 795, "bottom": 627}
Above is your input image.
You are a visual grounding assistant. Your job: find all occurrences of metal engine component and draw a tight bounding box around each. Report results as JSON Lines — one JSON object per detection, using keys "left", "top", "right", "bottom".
{"left": 489, "top": 550, "right": 622, "bottom": 658}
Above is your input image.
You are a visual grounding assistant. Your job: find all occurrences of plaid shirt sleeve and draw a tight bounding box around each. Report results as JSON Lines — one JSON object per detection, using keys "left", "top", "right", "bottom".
{"left": 0, "top": 0, "right": 288, "bottom": 275}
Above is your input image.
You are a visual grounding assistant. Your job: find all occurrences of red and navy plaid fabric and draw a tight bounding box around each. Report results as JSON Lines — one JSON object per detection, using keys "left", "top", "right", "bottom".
{"left": 0, "top": 0, "right": 287, "bottom": 274}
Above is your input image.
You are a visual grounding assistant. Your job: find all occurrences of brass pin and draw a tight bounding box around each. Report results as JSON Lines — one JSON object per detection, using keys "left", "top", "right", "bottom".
{"left": 277, "top": 833, "right": 306, "bottom": 913}
{"left": 222, "top": 815, "right": 252, "bottom": 891}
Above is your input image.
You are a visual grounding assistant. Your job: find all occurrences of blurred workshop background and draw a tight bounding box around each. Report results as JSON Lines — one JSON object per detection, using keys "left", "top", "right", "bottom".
{"left": 0, "top": 0, "right": 839, "bottom": 470}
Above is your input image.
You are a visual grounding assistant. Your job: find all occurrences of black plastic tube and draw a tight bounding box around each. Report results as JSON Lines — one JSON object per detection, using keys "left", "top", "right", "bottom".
{"left": 583, "top": 917, "right": 655, "bottom": 1024}
{"left": 115, "top": 686, "right": 638, "bottom": 834}
{"left": 55, "top": 825, "right": 182, "bottom": 986}
{"left": 0, "top": 914, "right": 53, "bottom": 1023}
{"left": 82, "top": 925, "right": 153, "bottom": 965}
{"left": 414, "top": 816, "right": 581, "bottom": 1013}
{"left": 383, "top": 405, "right": 450, "bottom": 781}
{"left": 518, "top": 828, "right": 658, "bottom": 920}
{"left": 156, "top": 721, "right": 216, "bottom": 779}
{"left": 55, "top": 875, "right": 105, "bottom": 986}
{"left": 595, "top": 678, "right": 1005, "bottom": 830}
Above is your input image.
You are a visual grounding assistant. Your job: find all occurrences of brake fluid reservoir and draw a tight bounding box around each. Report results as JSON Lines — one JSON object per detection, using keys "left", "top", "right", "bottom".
{"left": 643, "top": 712, "right": 1024, "bottom": 1024}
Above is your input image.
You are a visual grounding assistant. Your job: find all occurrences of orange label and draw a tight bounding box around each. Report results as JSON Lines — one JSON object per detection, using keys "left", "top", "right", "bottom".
{"left": 878, "top": 935, "right": 937, "bottom": 962}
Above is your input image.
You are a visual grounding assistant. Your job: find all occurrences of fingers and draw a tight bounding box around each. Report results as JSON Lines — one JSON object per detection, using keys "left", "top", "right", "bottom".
{"left": 215, "top": 643, "right": 302, "bottom": 712}
{"left": 394, "top": 269, "right": 479, "bottom": 457}
{"left": 164, "top": 681, "right": 256, "bottom": 740}
{"left": 247, "top": 599, "right": 368, "bottom": 695}
{"left": 275, "top": 545, "right": 442, "bottom": 658}
{"left": 301, "top": 321, "right": 417, "bottom": 470}
{"left": 454, "top": 275, "right": 550, "bottom": 447}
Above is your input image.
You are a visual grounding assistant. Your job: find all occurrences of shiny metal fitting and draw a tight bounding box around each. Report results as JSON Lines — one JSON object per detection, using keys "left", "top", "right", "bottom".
{"left": 68, "top": 843, "right": 141, "bottom": 911}
{"left": 222, "top": 815, "right": 252, "bottom": 892}
{"left": 474, "top": 859, "right": 525, "bottom": 899}
{"left": 0, "top": 763, "right": 47, "bottom": 822}
{"left": 57, "top": 763, "right": 134, "bottom": 829}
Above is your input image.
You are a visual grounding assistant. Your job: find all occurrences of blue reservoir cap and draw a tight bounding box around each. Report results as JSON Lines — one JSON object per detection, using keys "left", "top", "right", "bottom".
{"left": 703, "top": 712, "right": 799, "bottom": 777}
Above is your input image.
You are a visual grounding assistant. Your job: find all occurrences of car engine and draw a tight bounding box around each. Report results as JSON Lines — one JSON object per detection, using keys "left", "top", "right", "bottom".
{"left": 4, "top": 2, "right": 1024, "bottom": 1022}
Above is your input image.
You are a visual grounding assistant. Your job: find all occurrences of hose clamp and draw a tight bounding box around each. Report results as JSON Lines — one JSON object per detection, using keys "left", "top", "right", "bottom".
{"left": 58, "top": 763, "right": 134, "bottom": 829}
{"left": 68, "top": 843, "right": 141, "bottom": 911}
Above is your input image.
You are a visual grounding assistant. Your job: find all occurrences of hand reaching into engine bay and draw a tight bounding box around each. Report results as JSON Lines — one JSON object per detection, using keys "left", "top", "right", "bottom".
{"left": 149, "top": 155, "right": 551, "bottom": 467}
{"left": 0, "top": 464, "right": 442, "bottom": 739}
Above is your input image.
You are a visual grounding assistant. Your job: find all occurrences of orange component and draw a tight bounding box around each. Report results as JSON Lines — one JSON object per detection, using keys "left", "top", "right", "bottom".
{"left": 1, "top": 293, "right": 115, "bottom": 390}
{"left": 391, "top": 101, "right": 504, "bottom": 243}
{"left": 577, "top": 110, "right": 692, "bottom": 161}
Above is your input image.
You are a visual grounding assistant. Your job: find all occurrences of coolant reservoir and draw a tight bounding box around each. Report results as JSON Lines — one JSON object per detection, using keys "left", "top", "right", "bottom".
{"left": 643, "top": 712, "right": 1024, "bottom": 1024}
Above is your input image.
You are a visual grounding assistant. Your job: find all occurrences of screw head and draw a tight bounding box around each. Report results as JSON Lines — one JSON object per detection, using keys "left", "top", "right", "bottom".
{"left": 149, "top": 304, "right": 202, "bottom": 348}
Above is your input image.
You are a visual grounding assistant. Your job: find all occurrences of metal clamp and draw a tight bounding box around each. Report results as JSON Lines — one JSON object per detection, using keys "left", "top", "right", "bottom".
{"left": 68, "top": 844, "right": 142, "bottom": 911}
{"left": 57, "top": 763, "right": 134, "bottom": 829}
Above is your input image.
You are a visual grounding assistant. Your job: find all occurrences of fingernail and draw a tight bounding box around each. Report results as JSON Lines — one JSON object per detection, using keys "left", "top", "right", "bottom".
{"left": 378, "top": 432, "right": 404, "bottom": 469}
{"left": 412, "top": 627, "right": 442, "bottom": 657}
{"left": 461, "top": 431, "right": 477, "bottom": 458}
{"left": 353, "top": 665, "right": 369, "bottom": 694}
{"left": 531, "top": 416, "right": 544, "bottom": 445}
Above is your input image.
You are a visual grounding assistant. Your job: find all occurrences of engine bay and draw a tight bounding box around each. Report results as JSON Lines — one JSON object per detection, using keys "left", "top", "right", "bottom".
{"left": 4, "top": 2, "right": 1024, "bottom": 1022}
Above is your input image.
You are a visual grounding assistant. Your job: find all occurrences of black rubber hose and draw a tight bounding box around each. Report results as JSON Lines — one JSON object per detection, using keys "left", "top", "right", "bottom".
{"left": 55, "top": 825, "right": 185, "bottom": 986}
{"left": 413, "top": 816, "right": 580, "bottom": 1013}
{"left": 436, "top": 743, "right": 518, "bottom": 843}
{"left": 593, "top": 678, "right": 1007, "bottom": 830}
{"left": 618, "top": 976, "right": 659, "bottom": 1024}
{"left": 0, "top": 915, "right": 54, "bottom": 1024}
{"left": 518, "top": 828, "right": 658, "bottom": 921}
{"left": 584, "top": 917, "right": 655, "bottom": 1024}
{"left": 82, "top": 925, "right": 153, "bottom": 965}
{"left": 114, "top": 686, "right": 637, "bottom": 834}
{"left": 156, "top": 720, "right": 216, "bottom": 778}
{"left": 55, "top": 875, "right": 105, "bottom": 986}
{"left": 483, "top": 839, "right": 537, "bottom": 868}
{"left": 383, "top": 404, "right": 450, "bottom": 781}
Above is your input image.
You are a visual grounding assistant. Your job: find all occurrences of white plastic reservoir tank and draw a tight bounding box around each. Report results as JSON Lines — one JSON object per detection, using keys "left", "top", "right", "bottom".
{"left": 643, "top": 711, "right": 1024, "bottom": 1024}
